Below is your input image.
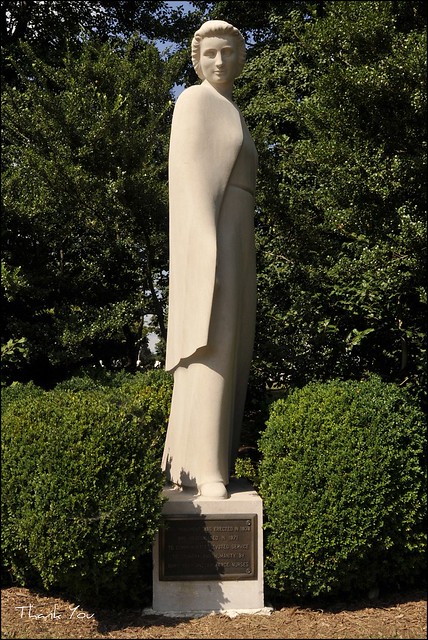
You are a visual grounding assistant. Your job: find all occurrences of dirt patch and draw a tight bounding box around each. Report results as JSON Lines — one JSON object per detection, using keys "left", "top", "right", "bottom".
{"left": 1, "top": 586, "right": 426, "bottom": 639}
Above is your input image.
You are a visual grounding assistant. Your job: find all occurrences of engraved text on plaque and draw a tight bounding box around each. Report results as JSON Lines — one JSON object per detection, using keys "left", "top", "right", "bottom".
{"left": 159, "top": 514, "right": 257, "bottom": 581}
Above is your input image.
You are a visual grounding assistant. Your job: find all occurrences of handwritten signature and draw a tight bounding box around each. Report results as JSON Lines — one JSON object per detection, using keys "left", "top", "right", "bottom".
{"left": 15, "top": 604, "right": 94, "bottom": 620}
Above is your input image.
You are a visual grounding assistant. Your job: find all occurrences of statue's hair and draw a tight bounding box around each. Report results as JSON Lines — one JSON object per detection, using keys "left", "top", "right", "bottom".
{"left": 191, "top": 20, "right": 246, "bottom": 80}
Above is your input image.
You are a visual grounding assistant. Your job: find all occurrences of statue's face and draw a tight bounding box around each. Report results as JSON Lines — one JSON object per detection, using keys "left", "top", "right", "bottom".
{"left": 199, "top": 35, "right": 240, "bottom": 88}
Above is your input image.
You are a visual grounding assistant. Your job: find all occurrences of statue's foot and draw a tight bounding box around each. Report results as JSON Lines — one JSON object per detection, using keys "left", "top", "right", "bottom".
{"left": 199, "top": 482, "right": 228, "bottom": 499}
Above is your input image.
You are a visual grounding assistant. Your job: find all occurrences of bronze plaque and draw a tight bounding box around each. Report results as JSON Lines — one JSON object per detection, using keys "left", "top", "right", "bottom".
{"left": 159, "top": 514, "right": 257, "bottom": 581}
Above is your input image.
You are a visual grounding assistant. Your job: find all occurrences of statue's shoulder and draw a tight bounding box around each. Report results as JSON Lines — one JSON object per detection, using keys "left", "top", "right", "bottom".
{"left": 174, "top": 84, "right": 210, "bottom": 110}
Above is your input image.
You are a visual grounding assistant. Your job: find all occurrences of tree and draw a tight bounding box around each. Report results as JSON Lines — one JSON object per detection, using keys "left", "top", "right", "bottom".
{"left": 1, "top": 0, "right": 203, "bottom": 85}
{"left": 235, "top": 1, "right": 426, "bottom": 401}
{"left": 2, "top": 35, "right": 174, "bottom": 385}
{"left": 2, "top": 0, "right": 426, "bottom": 404}
{"left": 191, "top": 0, "right": 310, "bottom": 47}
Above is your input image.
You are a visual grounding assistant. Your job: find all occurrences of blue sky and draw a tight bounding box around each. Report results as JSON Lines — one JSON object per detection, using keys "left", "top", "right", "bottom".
{"left": 165, "top": 1, "right": 194, "bottom": 13}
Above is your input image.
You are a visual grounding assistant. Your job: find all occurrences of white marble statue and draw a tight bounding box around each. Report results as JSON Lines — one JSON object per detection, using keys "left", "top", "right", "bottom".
{"left": 162, "top": 20, "right": 258, "bottom": 499}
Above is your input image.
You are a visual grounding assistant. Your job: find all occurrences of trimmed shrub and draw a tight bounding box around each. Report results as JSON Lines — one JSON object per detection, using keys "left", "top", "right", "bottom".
{"left": 259, "top": 375, "right": 426, "bottom": 600}
{"left": 54, "top": 367, "right": 143, "bottom": 392}
{"left": 0, "top": 380, "right": 45, "bottom": 413}
{"left": 1, "top": 370, "right": 173, "bottom": 606}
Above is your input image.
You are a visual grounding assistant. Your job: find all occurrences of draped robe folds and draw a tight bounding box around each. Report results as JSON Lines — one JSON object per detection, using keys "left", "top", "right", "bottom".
{"left": 162, "top": 80, "right": 258, "bottom": 492}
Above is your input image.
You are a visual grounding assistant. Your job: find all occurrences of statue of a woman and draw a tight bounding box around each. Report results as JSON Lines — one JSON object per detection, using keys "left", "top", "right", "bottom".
{"left": 162, "top": 20, "right": 258, "bottom": 499}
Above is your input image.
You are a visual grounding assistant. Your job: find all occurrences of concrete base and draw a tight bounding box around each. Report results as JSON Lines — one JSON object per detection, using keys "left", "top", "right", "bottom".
{"left": 152, "top": 478, "right": 265, "bottom": 614}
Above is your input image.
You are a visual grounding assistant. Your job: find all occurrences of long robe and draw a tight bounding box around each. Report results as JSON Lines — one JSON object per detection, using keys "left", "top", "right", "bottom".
{"left": 162, "top": 80, "right": 258, "bottom": 491}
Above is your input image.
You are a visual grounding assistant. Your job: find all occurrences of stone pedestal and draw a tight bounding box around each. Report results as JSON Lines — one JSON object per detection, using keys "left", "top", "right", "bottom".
{"left": 151, "top": 478, "right": 266, "bottom": 614}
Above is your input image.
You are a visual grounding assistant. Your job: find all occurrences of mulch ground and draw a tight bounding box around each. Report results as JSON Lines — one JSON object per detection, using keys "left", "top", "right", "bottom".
{"left": 1, "top": 585, "right": 426, "bottom": 639}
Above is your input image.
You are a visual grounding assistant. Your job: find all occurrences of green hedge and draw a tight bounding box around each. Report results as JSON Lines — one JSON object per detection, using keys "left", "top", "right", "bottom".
{"left": 1, "top": 369, "right": 173, "bottom": 606}
{"left": 259, "top": 375, "right": 426, "bottom": 600}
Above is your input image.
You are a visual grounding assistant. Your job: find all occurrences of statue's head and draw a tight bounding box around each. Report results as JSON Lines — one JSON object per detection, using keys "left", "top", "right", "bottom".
{"left": 191, "top": 20, "right": 246, "bottom": 81}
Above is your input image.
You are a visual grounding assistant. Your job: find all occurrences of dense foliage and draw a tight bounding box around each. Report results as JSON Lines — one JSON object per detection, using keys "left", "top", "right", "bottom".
{"left": 1, "top": 370, "right": 173, "bottom": 605}
{"left": 1, "top": 0, "right": 203, "bottom": 84}
{"left": 258, "top": 375, "right": 427, "bottom": 599}
{"left": 2, "top": 0, "right": 426, "bottom": 402}
{"left": 2, "top": 1, "right": 425, "bottom": 405}
{"left": 236, "top": 0, "right": 427, "bottom": 401}
{"left": 2, "top": 36, "right": 173, "bottom": 384}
